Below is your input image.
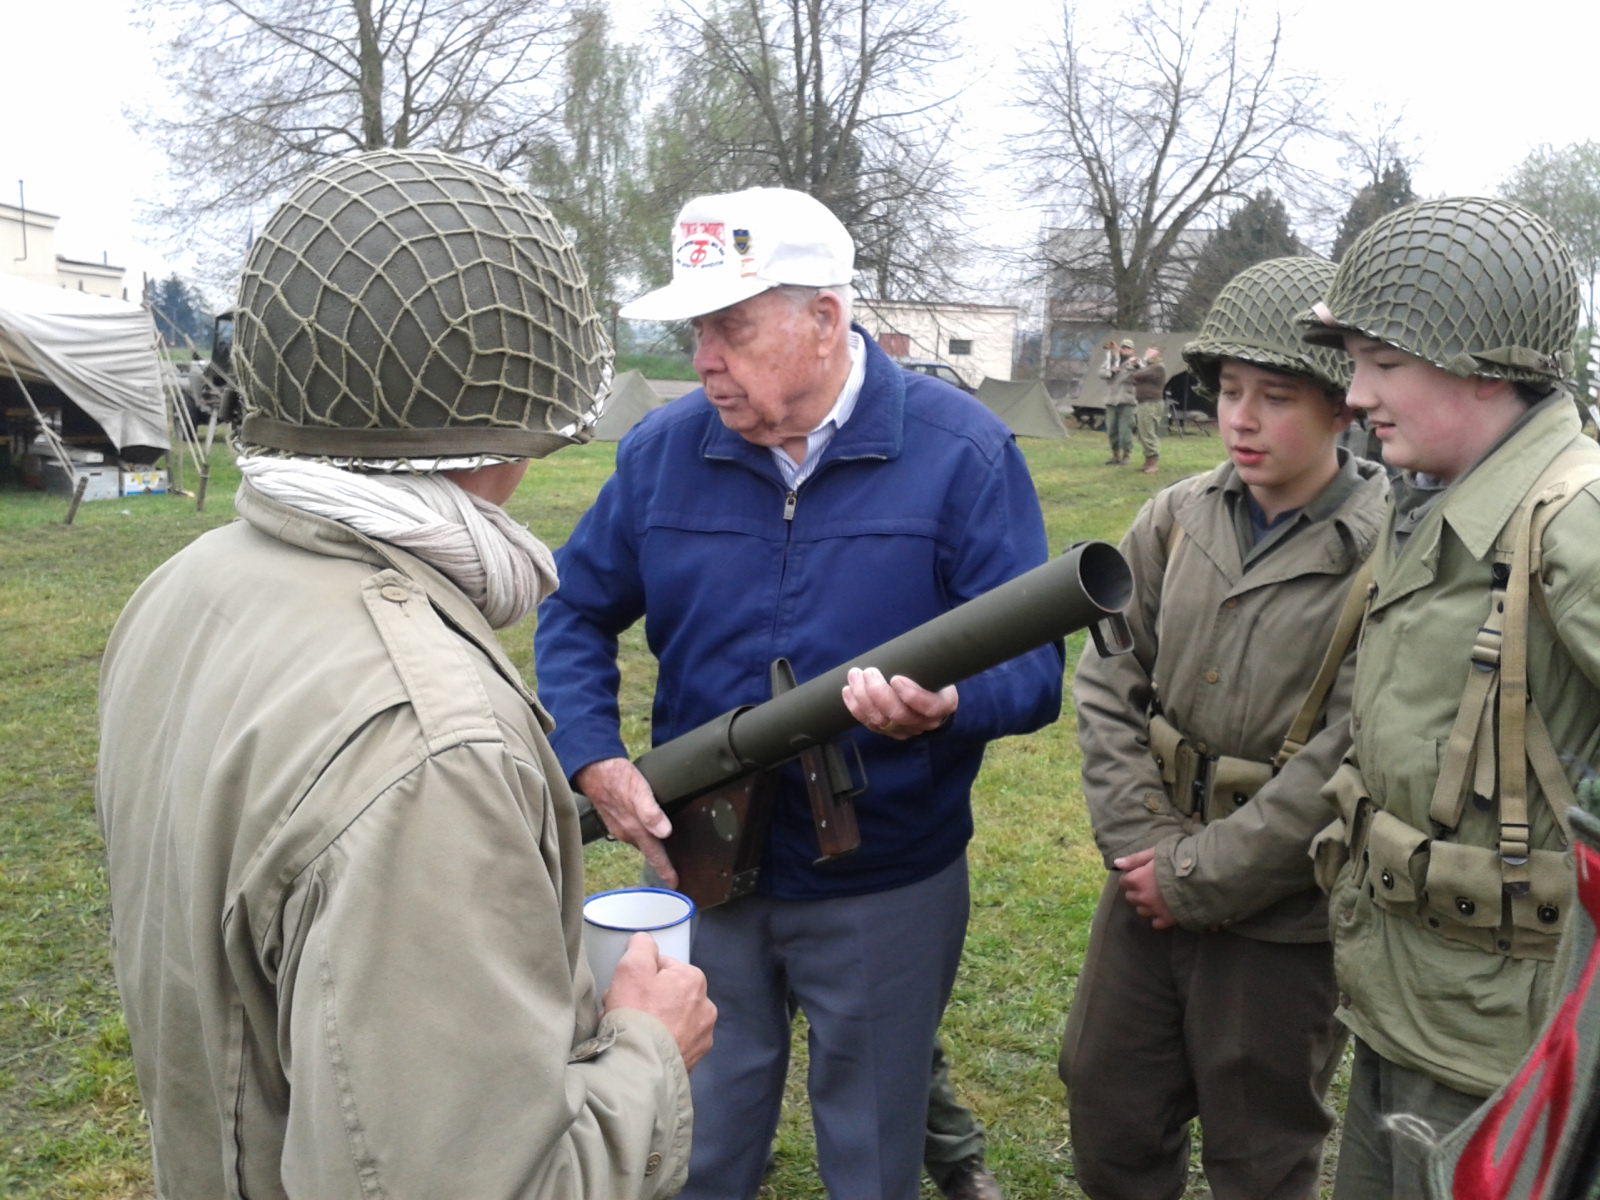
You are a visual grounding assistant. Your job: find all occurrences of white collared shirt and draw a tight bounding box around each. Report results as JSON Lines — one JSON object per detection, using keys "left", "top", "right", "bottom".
{"left": 770, "top": 332, "right": 867, "bottom": 490}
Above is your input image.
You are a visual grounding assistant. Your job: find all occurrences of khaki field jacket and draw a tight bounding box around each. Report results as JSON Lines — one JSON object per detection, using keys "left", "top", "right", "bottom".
{"left": 97, "top": 485, "right": 691, "bottom": 1198}
{"left": 1330, "top": 396, "right": 1600, "bottom": 1096}
{"left": 1075, "top": 457, "right": 1389, "bottom": 942}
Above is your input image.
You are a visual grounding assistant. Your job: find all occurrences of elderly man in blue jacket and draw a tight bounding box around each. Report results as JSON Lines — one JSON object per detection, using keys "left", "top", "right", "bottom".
{"left": 535, "top": 187, "right": 1063, "bottom": 1200}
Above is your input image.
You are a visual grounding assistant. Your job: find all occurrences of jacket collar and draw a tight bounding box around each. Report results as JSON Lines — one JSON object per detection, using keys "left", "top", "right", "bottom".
{"left": 1178, "top": 456, "right": 1386, "bottom": 594}
{"left": 1375, "top": 394, "right": 1582, "bottom": 608}
{"left": 235, "top": 482, "right": 541, "bottom": 711}
{"left": 699, "top": 324, "right": 906, "bottom": 474}
{"left": 1438, "top": 393, "right": 1583, "bottom": 560}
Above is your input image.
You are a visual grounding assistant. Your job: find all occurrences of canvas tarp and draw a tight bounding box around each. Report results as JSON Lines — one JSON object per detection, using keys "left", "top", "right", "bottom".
{"left": 0, "top": 273, "right": 169, "bottom": 452}
{"left": 593, "top": 369, "right": 663, "bottom": 441}
{"left": 1071, "top": 331, "right": 1197, "bottom": 413}
{"left": 975, "top": 377, "right": 1070, "bottom": 439}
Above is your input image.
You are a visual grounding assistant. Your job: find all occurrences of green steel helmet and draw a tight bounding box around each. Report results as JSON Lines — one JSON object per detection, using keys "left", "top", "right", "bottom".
{"left": 1182, "top": 256, "right": 1350, "bottom": 401}
{"left": 234, "top": 148, "right": 611, "bottom": 468}
{"left": 1300, "top": 196, "right": 1578, "bottom": 385}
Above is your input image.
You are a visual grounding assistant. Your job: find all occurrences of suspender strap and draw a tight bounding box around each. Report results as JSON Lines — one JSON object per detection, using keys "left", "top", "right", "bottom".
{"left": 1498, "top": 490, "right": 1537, "bottom": 890}
{"left": 1274, "top": 555, "right": 1375, "bottom": 770}
{"left": 1428, "top": 447, "right": 1600, "bottom": 875}
{"left": 1428, "top": 570, "right": 1509, "bottom": 833}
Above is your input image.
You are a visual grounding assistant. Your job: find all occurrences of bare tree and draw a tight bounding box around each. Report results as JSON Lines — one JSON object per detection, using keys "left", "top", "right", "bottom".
{"left": 1016, "top": 0, "right": 1323, "bottom": 329}
{"left": 138, "top": 0, "right": 578, "bottom": 281}
{"left": 642, "top": 0, "right": 975, "bottom": 301}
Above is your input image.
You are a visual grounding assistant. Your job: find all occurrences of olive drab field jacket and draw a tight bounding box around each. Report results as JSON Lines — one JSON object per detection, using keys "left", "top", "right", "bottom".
{"left": 96, "top": 485, "right": 692, "bottom": 1199}
{"left": 1326, "top": 395, "right": 1600, "bottom": 1097}
{"left": 1074, "top": 456, "right": 1390, "bottom": 943}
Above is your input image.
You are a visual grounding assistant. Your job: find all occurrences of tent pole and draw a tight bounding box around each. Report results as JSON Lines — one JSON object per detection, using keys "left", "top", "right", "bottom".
{"left": 196, "top": 410, "right": 219, "bottom": 513}
{"left": 63, "top": 474, "right": 88, "bottom": 525}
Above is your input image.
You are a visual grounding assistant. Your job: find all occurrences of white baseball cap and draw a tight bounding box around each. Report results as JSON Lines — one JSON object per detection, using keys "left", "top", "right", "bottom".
{"left": 619, "top": 187, "right": 855, "bottom": 321}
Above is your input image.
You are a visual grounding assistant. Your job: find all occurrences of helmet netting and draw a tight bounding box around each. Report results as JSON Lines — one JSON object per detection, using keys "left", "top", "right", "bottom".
{"left": 1183, "top": 257, "right": 1349, "bottom": 400}
{"left": 1301, "top": 197, "right": 1578, "bottom": 385}
{"left": 235, "top": 148, "right": 611, "bottom": 465}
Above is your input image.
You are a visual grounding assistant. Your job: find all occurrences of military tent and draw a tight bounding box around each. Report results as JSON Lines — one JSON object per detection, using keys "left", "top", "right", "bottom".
{"left": 975, "top": 377, "right": 1070, "bottom": 439}
{"left": 593, "top": 369, "right": 662, "bottom": 441}
{"left": 0, "top": 273, "right": 168, "bottom": 453}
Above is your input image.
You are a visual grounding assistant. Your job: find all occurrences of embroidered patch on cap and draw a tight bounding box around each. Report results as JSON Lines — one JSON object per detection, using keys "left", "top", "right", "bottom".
{"left": 675, "top": 221, "right": 727, "bottom": 270}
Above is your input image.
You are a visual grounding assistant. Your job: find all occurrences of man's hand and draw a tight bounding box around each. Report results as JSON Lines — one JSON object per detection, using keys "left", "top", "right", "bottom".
{"left": 574, "top": 758, "right": 679, "bottom": 888}
{"left": 1113, "top": 847, "right": 1176, "bottom": 930}
{"left": 841, "top": 666, "right": 957, "bottom": 740}
{"left": 605, "top": 933, "right": 717, "bottom": 1070}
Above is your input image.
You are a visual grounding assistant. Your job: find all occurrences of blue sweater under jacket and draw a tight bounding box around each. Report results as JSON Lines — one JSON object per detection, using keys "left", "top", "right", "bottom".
{"left": 535, "top": 330, "right": 1064, "bottom": 899}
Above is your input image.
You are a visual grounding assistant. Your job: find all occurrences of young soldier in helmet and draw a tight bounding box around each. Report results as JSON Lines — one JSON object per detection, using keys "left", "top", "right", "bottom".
{"left": 1300, "top": 197, "right": 1600, "bottom": 1199}
{"left": 1063, "top": 257, "right": 1390, "bottom": 1199}
{"left": 96, "top": 150, "right": 715, "bottom": 1198}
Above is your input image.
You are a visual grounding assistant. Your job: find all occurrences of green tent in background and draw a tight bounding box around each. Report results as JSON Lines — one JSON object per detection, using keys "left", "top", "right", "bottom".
{"left": 1070, "top": 331, "right": 1197, "bottom": 413}
{"left": 975, "top": 377, "right": 1070, "bottom": 439}
{"left": 593, "top": 369, "right": 663, "bottom": 441}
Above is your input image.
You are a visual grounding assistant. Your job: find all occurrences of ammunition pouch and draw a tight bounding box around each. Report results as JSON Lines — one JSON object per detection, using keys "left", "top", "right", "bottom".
{"left": 1148, "top": 712, "right": 1272, "bottom": 825}
{"left": 1310, "top": 818, "right": 1348, "bottom": 895}
{"left": 1311, "top": 761, "right": 1373, "bottom": 893}
{"left": 1336, "top": 762, "right": 1570, "bottom": 960}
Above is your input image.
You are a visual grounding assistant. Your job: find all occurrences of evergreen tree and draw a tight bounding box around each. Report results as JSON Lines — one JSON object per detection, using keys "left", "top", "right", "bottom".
{"left": 1171, "top": 192, "right": 1301, "bottom": 331}
{"left": 147, "top": 274, "right": 212, "bottom": 349}
{"left": 1332, "top": 162, "right": 1416, "bottom": 261}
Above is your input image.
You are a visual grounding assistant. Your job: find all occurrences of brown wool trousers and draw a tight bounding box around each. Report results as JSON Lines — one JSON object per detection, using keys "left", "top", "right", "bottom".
{"left": 1059, "top": 876, "right": 1345, "bottom": 1200}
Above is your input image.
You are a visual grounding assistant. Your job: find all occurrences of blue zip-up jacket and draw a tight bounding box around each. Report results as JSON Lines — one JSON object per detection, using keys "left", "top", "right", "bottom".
{"left": 535, "top": 330, "right": 1064, "bottom": 899}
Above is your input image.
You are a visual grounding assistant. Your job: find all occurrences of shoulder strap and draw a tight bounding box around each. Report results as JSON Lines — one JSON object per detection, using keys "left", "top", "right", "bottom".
{"left": 1273, "top": 555, "right": 1376, "bottom": 770}
{"left": 1429, "top": 445, "right": 1600, "bottom": 863}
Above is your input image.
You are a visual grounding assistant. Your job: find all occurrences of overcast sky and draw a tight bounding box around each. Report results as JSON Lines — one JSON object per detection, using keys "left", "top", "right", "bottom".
{"left": 6, "top": 0, "right": 1594, "bottom": 301}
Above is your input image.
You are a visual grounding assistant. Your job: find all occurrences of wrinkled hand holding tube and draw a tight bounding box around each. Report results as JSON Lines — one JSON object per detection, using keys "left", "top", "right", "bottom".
{"left": 574, "top": 758, "right": 678, "bottom": 887}
{"left": 841, "top": 666, "right": 957, "bottom": 739}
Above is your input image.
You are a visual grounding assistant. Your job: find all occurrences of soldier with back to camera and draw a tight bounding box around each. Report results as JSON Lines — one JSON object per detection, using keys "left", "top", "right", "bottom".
{"left": 96, "top": 149, "right": 714, "bottom": 1199}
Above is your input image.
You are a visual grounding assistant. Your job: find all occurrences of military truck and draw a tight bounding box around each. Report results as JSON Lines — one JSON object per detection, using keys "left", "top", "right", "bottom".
{"left": 187, "top": 309, "right": 239, "bottom": 422}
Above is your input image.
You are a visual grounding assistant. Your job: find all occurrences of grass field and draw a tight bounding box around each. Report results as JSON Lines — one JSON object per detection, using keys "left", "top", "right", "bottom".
{"left": 1, "top": 422, "right": 1341, "bottom": 1198}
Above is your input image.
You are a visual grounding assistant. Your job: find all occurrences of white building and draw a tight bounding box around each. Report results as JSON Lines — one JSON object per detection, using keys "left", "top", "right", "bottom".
{"left": 857, "top": 299, "right": 1018, "bottom": 386}
{"left": 1, "top": 202, "right": 129, "bottom": 298}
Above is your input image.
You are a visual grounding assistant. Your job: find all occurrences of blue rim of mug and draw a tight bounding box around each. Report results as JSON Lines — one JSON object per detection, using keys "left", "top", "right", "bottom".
{"left": 582, "top": 886, "right": 697, "bottom": 932}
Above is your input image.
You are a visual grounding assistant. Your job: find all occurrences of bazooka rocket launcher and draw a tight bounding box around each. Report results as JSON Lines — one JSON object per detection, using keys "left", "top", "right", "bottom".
{"left": 579, "top": 540, "right": 1134, "bottom": 907}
